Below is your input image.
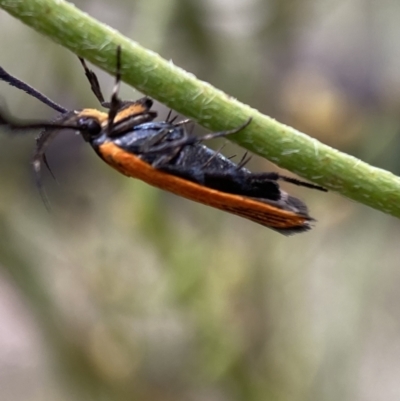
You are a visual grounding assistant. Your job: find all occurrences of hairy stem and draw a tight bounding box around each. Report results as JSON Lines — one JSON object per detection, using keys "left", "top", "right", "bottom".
{"left": 1, "top": 0, "right": 400, "bottom": 217}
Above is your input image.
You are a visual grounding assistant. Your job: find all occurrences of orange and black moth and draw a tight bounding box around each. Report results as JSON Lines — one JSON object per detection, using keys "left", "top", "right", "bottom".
{"left": 0, "top": 47, "right": 326, "bottom": 235}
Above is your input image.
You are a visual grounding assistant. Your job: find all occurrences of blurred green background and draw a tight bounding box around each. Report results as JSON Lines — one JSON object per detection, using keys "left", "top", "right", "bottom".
{"left": 1, "top": 1, "right": 400, "bottom": 400}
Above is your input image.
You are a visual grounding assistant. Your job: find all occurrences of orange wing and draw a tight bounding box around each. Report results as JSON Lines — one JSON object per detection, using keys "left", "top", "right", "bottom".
{"left": 98, "top": 142, "right": 313, "bottom": 234}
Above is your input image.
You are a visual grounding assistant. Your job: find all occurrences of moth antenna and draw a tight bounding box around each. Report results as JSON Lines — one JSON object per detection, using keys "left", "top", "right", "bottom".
{"left": 0, "top": 66, "right": 67, "bottom": 113}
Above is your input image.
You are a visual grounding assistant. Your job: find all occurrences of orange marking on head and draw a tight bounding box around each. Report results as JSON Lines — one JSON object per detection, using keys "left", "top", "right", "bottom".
{"left": 97, "top": 142, "right": 311, "bottom": 231}
{"left": 78, "top": 108, "right": 108, "bottom": 125}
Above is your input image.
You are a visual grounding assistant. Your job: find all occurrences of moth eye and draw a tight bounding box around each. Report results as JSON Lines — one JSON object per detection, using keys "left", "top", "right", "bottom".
{"left": 78, "top": 117, "right": 102, "bottom": 137}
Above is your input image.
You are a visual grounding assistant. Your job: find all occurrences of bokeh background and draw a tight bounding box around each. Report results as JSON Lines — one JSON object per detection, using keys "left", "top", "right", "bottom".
{"left": 1, "top": 1, "right": 400, "bottom": 400}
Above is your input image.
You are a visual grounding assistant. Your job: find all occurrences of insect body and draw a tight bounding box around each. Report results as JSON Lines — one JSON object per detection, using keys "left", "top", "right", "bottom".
{"left": 0, "top": 47, "right": 326, "bottom": 234}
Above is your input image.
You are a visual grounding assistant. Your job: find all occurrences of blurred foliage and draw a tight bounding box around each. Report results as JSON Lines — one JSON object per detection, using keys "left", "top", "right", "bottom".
{"left": 1, "top": 1, "right": 400, "bottom": 401}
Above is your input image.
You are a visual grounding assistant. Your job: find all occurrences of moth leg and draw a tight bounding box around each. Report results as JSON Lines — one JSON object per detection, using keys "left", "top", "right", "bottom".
{"left": 249, "top": 172, "right": 327, "bottom": 192}
{"left": 146, "top": 118, "right": 252, "bottom": 153}
{"left": 78, "top": 58, "right": 107, "bottom": 106}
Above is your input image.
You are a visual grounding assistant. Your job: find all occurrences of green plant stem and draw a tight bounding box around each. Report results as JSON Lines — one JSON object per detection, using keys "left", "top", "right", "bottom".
{"left": 1, "top": 0, "right": 400, "bottom": 218}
